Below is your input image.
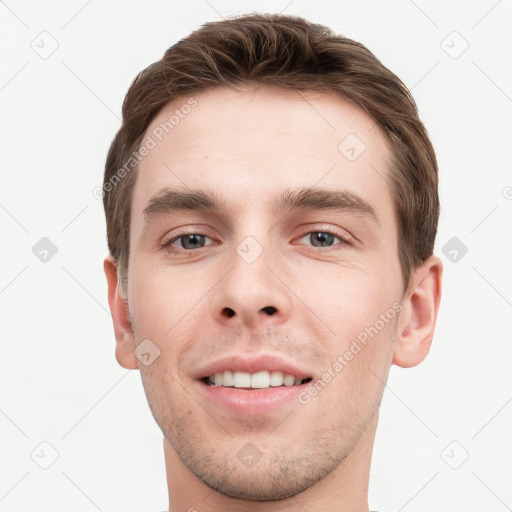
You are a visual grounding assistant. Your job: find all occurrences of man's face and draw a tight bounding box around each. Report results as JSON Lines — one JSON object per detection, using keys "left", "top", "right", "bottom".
{"left": 126, "top": 86, "right": 404, "bottom": 499}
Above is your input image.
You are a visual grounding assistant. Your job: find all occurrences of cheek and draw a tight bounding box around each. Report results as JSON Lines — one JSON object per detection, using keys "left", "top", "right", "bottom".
{"left": 294, "top": 265, "right": 399, "bottom": 389}
{"left": 139, "top": 357, "right": 193, "bottom": 434}
{"left": 296, "top": 265, "right": 393, "bottom": 331}
{"left": 128, "top": 260, "right": 211, "bottom": 339}
{"left": 313, "top": 311, "right": 396, "bottom": 427}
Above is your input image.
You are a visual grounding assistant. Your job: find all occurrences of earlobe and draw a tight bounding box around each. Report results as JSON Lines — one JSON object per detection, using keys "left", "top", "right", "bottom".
{"left": 393, "top": 255, "right": 443, "bottom": 368}
{"left": 103, "top": 254, "right": 139, "bottom": 370}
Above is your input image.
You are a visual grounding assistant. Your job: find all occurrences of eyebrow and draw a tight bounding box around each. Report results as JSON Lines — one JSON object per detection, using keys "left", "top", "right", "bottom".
{"left": 143, "top": 188, "right": 228, "bottom": 220}
{"left": 142, "top": 186, "right": 379, "bottom": 226}
{"left": 273, "top": 187, "right": 379, "bottom": 226}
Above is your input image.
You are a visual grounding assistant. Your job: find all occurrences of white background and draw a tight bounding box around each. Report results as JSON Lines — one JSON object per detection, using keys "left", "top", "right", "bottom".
{"left": 1, "top": 0, "right": 511, "bottom": 511}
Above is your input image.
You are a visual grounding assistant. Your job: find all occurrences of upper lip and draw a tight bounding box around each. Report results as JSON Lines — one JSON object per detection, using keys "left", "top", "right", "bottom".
{"left": 192, "top": 354, "right": 314, "bottom": 380}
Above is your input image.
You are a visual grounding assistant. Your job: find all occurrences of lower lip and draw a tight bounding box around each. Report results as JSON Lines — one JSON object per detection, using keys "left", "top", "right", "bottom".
{"left": 195, "top": 380, "right": 306, "bottom": 415}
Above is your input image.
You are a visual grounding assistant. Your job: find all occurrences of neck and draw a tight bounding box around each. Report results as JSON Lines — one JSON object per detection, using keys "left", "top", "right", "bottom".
{"left": 163, "top": 413, "right": 378, "bottom": 512}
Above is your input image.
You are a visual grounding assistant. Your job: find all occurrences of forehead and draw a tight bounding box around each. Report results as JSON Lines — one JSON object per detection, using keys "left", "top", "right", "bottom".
{"left": 130, "top": 86, "right": 394, "bottom": 228}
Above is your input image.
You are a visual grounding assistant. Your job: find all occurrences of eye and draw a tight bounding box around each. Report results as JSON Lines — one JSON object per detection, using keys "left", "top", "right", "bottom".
{"left": 296, "top": 230, "right": 353, "bottom": 248}
{"left": 162, "top": 233, "right": 214, "bottom": 254}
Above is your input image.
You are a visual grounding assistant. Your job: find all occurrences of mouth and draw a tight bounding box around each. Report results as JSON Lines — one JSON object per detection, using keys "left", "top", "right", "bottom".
{"left": 202, "top": 370, "right": 313, "bottom": 389}
{"left": 193, "top": 354, "right": 315, "bottom": 415}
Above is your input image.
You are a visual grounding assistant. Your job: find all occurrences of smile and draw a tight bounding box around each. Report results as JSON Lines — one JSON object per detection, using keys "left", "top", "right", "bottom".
{"left": 204, "top": 370, "right": 312, "bottom": 388}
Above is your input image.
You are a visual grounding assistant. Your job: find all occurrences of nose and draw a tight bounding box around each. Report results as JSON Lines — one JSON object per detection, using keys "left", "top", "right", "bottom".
{"left": 209, "top": 243, "right": 292, "bottom": 328}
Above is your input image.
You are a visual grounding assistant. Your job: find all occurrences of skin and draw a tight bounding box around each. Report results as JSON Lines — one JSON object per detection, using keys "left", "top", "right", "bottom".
{"left": 104, "top": 86, "right": 443, "bottom": 512}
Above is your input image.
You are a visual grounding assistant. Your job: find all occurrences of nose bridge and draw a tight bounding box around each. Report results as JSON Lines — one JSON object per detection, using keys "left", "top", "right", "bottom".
{"left": 210, "top": 234, "right": 291, "bottom": 327}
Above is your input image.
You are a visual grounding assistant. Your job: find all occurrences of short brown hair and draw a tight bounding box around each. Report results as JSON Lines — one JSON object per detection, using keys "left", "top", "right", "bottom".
{"left": 103, "top": 13, "right": 439, "bottom": 297}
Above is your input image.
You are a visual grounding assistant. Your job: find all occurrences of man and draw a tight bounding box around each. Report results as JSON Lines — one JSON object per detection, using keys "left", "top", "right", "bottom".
{"left": 102, "top": 13, "right": 442, "bottom": 512}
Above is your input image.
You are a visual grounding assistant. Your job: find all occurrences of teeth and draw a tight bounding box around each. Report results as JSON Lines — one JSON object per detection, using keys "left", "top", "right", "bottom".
{"left": 269, "top": 371, "right": 284, "bottom": 386}
{"left": 233, "top": 371, "right": 251, "bottom": 388}
{"left": 208, "top": 370, "right": 305, "bottom": 389}
{"left": 223, "top": 370, "right": 234, "bottom": 386}
{"left": 251, "top": 370, "right": 270, "bottom": 388}
{"left": 283, "top": 374, "right": 295, "bottom": 386}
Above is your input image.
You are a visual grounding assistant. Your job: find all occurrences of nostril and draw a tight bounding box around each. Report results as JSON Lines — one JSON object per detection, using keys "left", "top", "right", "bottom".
{"left": 222, "top": 307, "right": 236, "bottom": 318}
{"left": 261, "top": 306, "right": 277, "bottom": 315}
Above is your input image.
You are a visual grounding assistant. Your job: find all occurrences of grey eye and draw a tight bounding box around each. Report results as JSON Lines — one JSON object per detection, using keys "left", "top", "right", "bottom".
{"left": 309, "top": 232, "right": 336, "bottom": 247}
{"left": 180, "top": 234, "right": 206, "bottom": 249}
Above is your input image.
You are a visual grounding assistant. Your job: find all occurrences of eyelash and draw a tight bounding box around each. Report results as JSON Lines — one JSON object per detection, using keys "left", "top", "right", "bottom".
{"left": 161, "top": 230, "right": 216, "bottom": 255}
{"left": 295, "top": 227, "right": 354, "bottom": 248}
{"left": 161, "top": 227, "right": 354, "bottom": 255}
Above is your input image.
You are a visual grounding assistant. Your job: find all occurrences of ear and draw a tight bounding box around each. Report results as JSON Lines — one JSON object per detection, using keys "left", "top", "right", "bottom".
{"left": 103, "top": 254, "right": 139, "bottom": 370}
{"left": 393, "top": 254, "right": 443, "bottom": 368}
